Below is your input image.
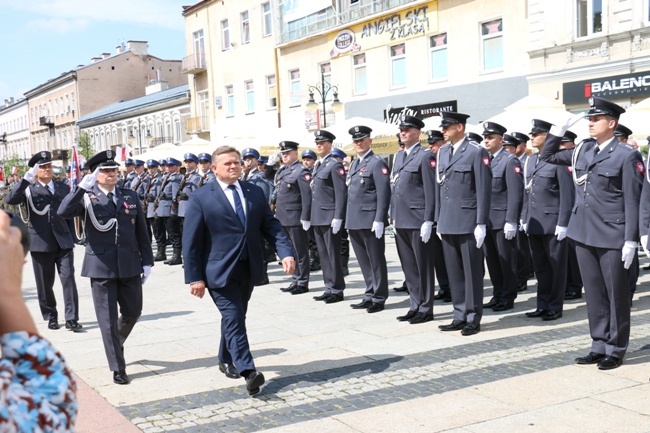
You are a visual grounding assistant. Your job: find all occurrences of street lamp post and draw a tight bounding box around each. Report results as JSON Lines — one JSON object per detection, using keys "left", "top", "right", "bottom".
{"left": 305, "top": 72, "right": 343, "bottom": 128}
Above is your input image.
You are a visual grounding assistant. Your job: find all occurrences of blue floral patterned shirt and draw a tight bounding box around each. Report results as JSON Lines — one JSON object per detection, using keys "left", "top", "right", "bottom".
{"left": 0, "top": 331, "right": 77, "bottom": 432}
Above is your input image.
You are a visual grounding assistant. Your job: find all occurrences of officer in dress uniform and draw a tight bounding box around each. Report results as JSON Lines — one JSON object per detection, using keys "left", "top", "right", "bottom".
{"left": 177, "top": 153, "right": 203, "bottom": 239}
{"left": 143, "top": 160, "right": 162, "bottom": 246}
{"left": 310, "top": 130, "right": 348, "bottom": 304}
{"left": 541, "top": 97, "right": 643, "bottom": 370}
{"left": 435, "top": 112, "right": 492, "bottom": 336}
{"left": 123, "top": 158, "right": 137, "bottom": 189}
{"left": 58, "top": 150, "right": 153, "bottom": 384}
{"left": 480, "top": 123, "right": 524, "bottom": 313}
{"left": 466, "top": 132, "right": 484, "bottom": 145}
{"left": 614, "top": 124, "right": 633, "bottom": 143}
{"left": 197, "top": 153, "right": 217, "bottom": 186}
{"left": 129, "top": 160, "right": 150, "bottom": 239}
{"left": 520, "top": 119, "right": 574, "bottom": 321}
{"left": 274, "top": 141, "right": 312, "bottom": 295}
{"left": 150, "top": 160, "right": 169, "bottom": 261}
{"left": 6, "top": 151, "right": 82, "bottom": 331}
{"left": 157, "top": 158, "right": 183, "bottom": 265}
{"left": 391, "top": 116, "right": 437, "bottom": 324}
{"left": 331, "top": 148, "right": 351, "bottom": 276}
{"left": 301, "top": 149, "right": 321, "bottom": 272}
{"left": 346, "top": 126, "right": 391, "bottom": 313}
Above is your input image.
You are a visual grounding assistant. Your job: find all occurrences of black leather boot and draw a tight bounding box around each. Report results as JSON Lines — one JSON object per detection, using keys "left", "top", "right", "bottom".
{"left": 166, "top": 248, "right": 183, "bottom": 265}
{"left": 154, "top": 248, "right": 167, "bottom": 262}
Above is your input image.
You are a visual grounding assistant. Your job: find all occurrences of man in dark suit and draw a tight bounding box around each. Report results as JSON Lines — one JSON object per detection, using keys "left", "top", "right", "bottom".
{"left": 481, "top": 122, "right": 524, "bottom": 312}
{"left": 6, "top": 151, "right": 82, "bottom": 331}
{"left": 183, "top": 146, "right": 295, "bottom": 396}
{"left": 58, "top": 150, "right": 154, "bottom": 385}
{"left": 541, "top": 97, "right": 643, "bottom": 370}
{"left": 391, "top": 116, "right": 437, "bottom": 324}
{"left": 346, "top": 125, "right": 391, "bottom": 314}
{"left": 521, "top": 119, "right": 574, "bottom": 321}
{"left": 435, "top": 112, "right": 492, "bottom": 336}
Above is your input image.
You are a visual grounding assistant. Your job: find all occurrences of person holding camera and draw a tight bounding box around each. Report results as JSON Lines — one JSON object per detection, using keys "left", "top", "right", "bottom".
{"left": 6, "top": 151, "right": 82, "bottom": 331}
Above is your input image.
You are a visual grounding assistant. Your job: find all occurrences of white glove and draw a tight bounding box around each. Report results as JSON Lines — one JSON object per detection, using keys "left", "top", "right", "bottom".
{"left": 24, "top": 164, "right": 38, "bottom": 182}
{"left": 519, "top": 219, "right": 525, "bottom": 232}
{"left": 622, "top": 241, "right": 637, "bottom": 269}
{"left": 331, "top": 218, "right": 342, "bottom": 234}
{"left": 554, "top": 225, "right": 568, "bottom": 241}
{"left": 641, "top": 235, "right": 650, "bottom": 259}
{"left": 474, "top": 224, "right": 486, "bottom": 249}
{"left": 372, "top": 221, "right": 384, "bottom": 239}
{"left": 301, "top": 220, "right": 311, "bottom": 231}
{"left": 549, "top": 112, "right": 585, "bottom": 137}
{"left": 504, "top": 222, "right": 517, "bottom": 240}
{"left": 420, "top": 221, "right": 433, "bottom": 243}
{"left": 267, "top": 151, "right": 280, "bottom": 165}
{"left": 141, "top": 265, "right": 152, "bottom": 285}
{"left": 79, "top": 168, "right": 100, "bottom": 190}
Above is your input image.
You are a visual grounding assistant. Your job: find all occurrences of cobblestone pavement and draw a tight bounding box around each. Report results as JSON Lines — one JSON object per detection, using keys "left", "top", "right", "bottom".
{"left": 121, "top": 314, "right": 650, "bottom": 433}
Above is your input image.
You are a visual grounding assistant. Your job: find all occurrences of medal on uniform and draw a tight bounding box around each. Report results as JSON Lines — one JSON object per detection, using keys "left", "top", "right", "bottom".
{"left": 360, "top": 179, "right": 364, "bottom": 185}
{"left": 125, "top": 209, "right": 129, "bottom": 214}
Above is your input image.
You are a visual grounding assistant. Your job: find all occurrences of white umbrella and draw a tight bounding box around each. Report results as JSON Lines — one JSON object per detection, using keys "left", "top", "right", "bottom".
{"left": 619, "top": 96, "right": 650, "bottom": 139}
{"left": 484, "top": 94, "right": 574, "bottom": 135}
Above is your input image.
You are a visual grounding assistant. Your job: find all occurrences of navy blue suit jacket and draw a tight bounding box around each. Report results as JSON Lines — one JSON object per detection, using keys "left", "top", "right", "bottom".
{"left": 182, "top": 180, "right": 294, "bottom": 288}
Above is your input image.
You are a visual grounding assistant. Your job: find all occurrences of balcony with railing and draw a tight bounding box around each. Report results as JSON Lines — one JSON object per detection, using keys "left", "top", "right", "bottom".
{"left": 150, "top": 136, "right": 174, "bottom": 148}
{"left": 186, "top": 116, "right": 210, "bottom": 133}
{"left": 182, "top": 52, "right": 207, "bottom": 74}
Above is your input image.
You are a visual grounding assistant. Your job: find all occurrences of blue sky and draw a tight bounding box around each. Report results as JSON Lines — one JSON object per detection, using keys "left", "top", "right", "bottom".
{"left": 0, "top": 0, "right": 190, "bottom": 102}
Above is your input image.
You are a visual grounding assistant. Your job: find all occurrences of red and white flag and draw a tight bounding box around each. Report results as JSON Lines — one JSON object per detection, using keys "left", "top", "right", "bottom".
{"left": 11, "top": 166, "right": 18, "bottom": 175}
{"left": 69, "top": 145, "right": 81, "bottom": 189}
{"left": 0, "top": 166, "right": 4, "bottom": 182}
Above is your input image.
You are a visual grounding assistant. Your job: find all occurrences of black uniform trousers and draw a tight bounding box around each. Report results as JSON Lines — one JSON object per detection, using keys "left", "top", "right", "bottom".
{"left": 484, "top": 229, "right": 518, "bottom": 303}
{"left": 91, "top": 276, "right": 142, "bottom": 372}
{"left": 566, "top": 239, "right": 583, "bottom": 293}
{"left": 516, "top": 231, "right": 533, "bottom": 285}
{"left": 284, "top": 225, "right": 310, "bottom": 287}
{"left": 574, "top": 242, "right": 630, "bottom": 359}
{"left": 441, "top": 234, "right": 484, "bottom": 323}
{"left": 528, "top": 234, "right": 567, "bottom": 313}
{"left": 164, "top": 216, "right": 182, "bottom": 249}
{"left": 31, "top": 248, "right": 79, "bottom": 321}
{"left": 208, "top": 260, "right": 255, "bottom": 375}
{"left": 395, "top": 229, "right": 435, "bottom": 314}
{"left": 431, "top": 232, "right": 450, "bottom": 291}
{"left": 313, "top": 225, "right": 346, "bottom": 294}
{"left": 153, "top": 217, "right": 167, "bottom": 249}
{"left": 349, "top": 229, "right": 389, "bottom": 304}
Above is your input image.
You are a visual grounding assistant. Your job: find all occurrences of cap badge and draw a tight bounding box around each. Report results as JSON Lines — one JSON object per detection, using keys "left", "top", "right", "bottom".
{"left": 107, "top": 150, "right": 113, "bottom": 158}
{"left": 589, "top": 97, "right": 594, "bottom": 106}
{"left": 354, "top": 126, "right": 359, "bottom": 132}
{"left": 40, "top": 151, "right": 46, "bottom": 158}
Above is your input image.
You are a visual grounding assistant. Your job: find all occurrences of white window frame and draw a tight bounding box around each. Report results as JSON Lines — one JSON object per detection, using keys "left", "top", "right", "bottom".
{"left": 480, "top": 18, "right": 504, "bottom": 73}
{"left": 245, "top": 80, "right": 255, "bottom": 114}
{"left": 262, "top": 2, "right": 272, "bottom": 37}
{"left": 221, "top": 19, "right": 230, "bottom": 51}
{"left": 429, "top": 33, "right": 448, "bottom": 82}
{"left": 241, "top": 11, "right": 250, "bottom": 45}
{"left": 353, "top": 53, "right": 367, "bottom": 95}
{"left": 576, "top": 0, "right": 604, "bottom": 38}
{"left": 266, "top": 75, "right": 277, "bottom": 109}
{"left": 193, "top": 29, "right": 205, "bottom": 68}
{"left": 289, "top": 69, "right": 301, "bottom": 107}
{"left": 390, "top": 43, "right": 406, "bottom": 89}
{"left": 226, "top": 85, "right": 235, "bottom": 117}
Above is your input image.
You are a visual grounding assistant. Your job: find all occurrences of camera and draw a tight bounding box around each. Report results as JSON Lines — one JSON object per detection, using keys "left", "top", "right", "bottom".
{"left": 4, "top": 210, "right": 30, "bottom": 256}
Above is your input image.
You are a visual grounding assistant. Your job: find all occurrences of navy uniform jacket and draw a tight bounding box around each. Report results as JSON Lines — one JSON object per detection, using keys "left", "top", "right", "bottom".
{"left": 488, "top": 150, "right": 524, "bottom": 230}
{"left": 521, "top": 153, "right": 574, "bottom": 235}
{"left": 310, "top": 154, "right": 347, "bottom": 226}
{"left": 145, "top": 173, "right": 163, "bottom": 218}
{"left": 435, "top": 139, "right": 492, "bottom": 234}
{"left": 245, "top": 168, "right": 274, "bottom": 204}
{"left": 178, "top": 171, "right": 202, "bottom": 217}
{"left": 6, "top": 179, "right": 75, "bottom": 252}
{"left": 274, "top": 160, "right": 312, "bottom": 226}
{"left": 183, "top": 180, "right": 294, "bottom": 288}
{"left": 346, "top": 151, "right": 391, "bottom": 230}
{"left": 540, "top": 134, "right": 643, "bottom": 248}
{"left": 156, "top": 172, "right": 182, "bottom": 217}
{"left": 391, "top": 144, "right": 436, "bottom": 229}
{"left": 58, "top": 185, "right": 154, "bottom": 278}
{"left": 130, "top": 173, "right": 150, "bottom": 203}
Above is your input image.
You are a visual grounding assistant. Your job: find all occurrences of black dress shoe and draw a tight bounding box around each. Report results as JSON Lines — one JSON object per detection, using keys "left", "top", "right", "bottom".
{"left": 483, "top": 298, "right": 499, "bottom": 308}
{"left": 392, "top": 284, "right": 408, "bottom": 293}
{"left": 48, "top": 318, "right": 60, "bottom": 330}
{"left": 517, "top": 282, "right": 527, "bottom": 292}
{"left": 525, "top": 309, "right": 546, "bottom": 318}
{"left": 541, "top": 311, "right": 562, "bottom": 321}
{"left": 219, "top": 361, "right": 240, "bottom": 379}
{"left": 492, "top": 301, "right": 514, "bottom": 312}
{"left": 366, "top": 303, "right": 384, "bottom": 314}
{"left": 310, "top": 262, "right": 321, "bottom": 271}
{"left": 113, "top": 370, "right": 130, "bottom": 385}
{"left": 438, "top": 320, "right": 467, "bottom": 331}
{"left": 396, "top": 310, "right": 417, "bottom": 322}
{"left": 564, "top": 290, "right": 582, "bottom": 300}
{"left": 597, "top": 355, "right": 623, "bottom": 370}
{"left": 409, "top": 312, "right": 434, "bottom": 324}
{"left": 350, "top": 299, "right": 373, "bottom": 309}
{"left": 461, "top": 322, "right": 481, "bottom": 336}
{"left": 434, "top": 290, "right": 451, "bottom": 301}
{"left": 313, "top": 292, "right": 329, "bottom": 301}
{"left": 281, "top": 284, "right": 297, "bottom": 292}
{"left": 290, "top": 285, "right": 309, "bottom": 295}
{"left": 575, "top": 352, "right": 606, "bottom": 365}
{"left": 324, "top": 293, "right": 344, "bottom": 304}
{"left": 245, "top": 371, "right": 265, "bottom": 396}
{"left": 65, "top": 320, "right": 83, "bottom": 331}
{"left": 257, "top": 276, "right": 270, "bottom": 286}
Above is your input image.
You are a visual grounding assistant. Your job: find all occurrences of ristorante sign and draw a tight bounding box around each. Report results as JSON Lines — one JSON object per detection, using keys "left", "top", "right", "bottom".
{"left": 563, "top": 71, "right": 650, "bottom": 104}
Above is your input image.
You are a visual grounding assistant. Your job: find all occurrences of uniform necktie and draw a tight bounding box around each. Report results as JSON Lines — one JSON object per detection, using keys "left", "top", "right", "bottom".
{"left": 106, "top": 192, "right": 117, "bottom": 214}
{"left": 593, "top": 146, "right": 600, "bottom": 157}
{"left": 227, "top": 184, "right": 246, "bottom": 227}
{"left": 315, "top": 160, "right": 321, "bottom": 171}
{"left": 449, "top": 146, "right": 454, "bottom": 163}
{"left": 490, "top": 154, "right": 494, "bottom": 161}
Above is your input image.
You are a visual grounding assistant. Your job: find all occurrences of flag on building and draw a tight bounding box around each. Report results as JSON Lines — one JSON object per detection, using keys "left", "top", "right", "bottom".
{"left": 70, "top": 145, "right": 81, "bottom": 189}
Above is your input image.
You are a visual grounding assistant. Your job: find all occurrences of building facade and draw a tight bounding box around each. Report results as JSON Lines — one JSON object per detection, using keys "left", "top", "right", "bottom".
{"left": 0, "top": 98, "right": 30, "bottom": 164}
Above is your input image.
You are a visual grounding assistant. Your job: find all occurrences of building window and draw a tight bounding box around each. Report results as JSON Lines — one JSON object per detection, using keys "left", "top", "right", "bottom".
{"left": 226, "top": 85, "right": 235, "bottom": 117}
{"left": 289, "top": 69, "right": 301, "bottom": 107}
{"left": 577, "top": 0, "right": 603, "bottom": 37}
{"left": 429, "top": 33, "right": 448, "bottom": 80}
{"left": 193, "top": 29, "right": 205, "bottom": 68}
{"left": 266, "top": 75, "right": 277, "bottom": 108}
{"left": 390, "top": 43, "right": 406, "bottom": 88}
{"left": 262, "top": 2, "right": 272, "bottom": 36}
{"left": 174, "top": 119, "right": 181, "bottom": 142}
{"left": 353, "top": 53, "right": 367, "bottom": 95}
{"left": 481, "top": 19, "right": 503, "bottom": 71}
{"left": 245, "top": 80, "right": 255, "bottom": 113}
{"left": 241, "top": 11, "right": 250, "bottom": 44}
{"left": 221, "top": 19, "right": 230, "bottom": 50}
